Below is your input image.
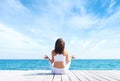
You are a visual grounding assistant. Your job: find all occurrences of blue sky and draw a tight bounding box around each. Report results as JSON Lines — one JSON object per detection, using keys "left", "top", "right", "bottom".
{"left": 0, "top": 0, "right": 120, "bottom": 59}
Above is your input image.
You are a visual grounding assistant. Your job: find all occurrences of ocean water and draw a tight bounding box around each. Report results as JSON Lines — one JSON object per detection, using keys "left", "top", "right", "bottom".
{"left": 0, "top": 59, "right": 120, "bottom": 70}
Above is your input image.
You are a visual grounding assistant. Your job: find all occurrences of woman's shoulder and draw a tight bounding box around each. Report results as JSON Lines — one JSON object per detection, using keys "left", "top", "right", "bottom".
{"left": 63, "top": 50, "right": 68, "bottom": 56}
{"left": 51, "top": 50, "right": 56, "bottom": 56}
{"left": 64, "top": 50, "right": 68, "bottom": 53}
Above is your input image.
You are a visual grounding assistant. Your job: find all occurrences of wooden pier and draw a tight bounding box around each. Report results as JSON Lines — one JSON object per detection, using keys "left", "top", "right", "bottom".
{"left": 0, "top": 70, "right": 120, "bottom": 81}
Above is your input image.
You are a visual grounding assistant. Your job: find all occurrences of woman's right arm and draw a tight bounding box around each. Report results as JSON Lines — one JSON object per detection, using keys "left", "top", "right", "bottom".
{"left": 44, "top": 51, "right": 54, "bottom": 63}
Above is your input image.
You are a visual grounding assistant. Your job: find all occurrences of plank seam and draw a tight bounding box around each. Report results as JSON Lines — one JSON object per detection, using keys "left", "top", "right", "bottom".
{"left": 89, "top": 71, "right": 110, "bottom": 81}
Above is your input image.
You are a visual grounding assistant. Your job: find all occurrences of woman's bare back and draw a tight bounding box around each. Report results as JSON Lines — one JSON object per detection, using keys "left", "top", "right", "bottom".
{"left": 52, "top": 50, "right": 69, "bottom": 68}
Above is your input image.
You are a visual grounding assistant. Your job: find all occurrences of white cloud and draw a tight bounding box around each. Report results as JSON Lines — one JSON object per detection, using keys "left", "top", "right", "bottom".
{"left": 0, "top": 24, "right": 40, "bottom": 49}
{"left": 91, "top": 40, "right": 107, "bottom": 50}
{"left": 82, "top": 40, "right": 91, "bottom": 49}
{"left": 0, "top": 0, "right": 29, "bottom": 19}
{"left": 67, "top": 15, "right": 98, "bottom": 30}
{"left": 0, "top": 23, "right": 52, "bottom": 59}
{"left": 7, "top": 0, "right": 27, "bottom": 10}
{"left": 109, "top": 0, "right": 116, "bottom": 9}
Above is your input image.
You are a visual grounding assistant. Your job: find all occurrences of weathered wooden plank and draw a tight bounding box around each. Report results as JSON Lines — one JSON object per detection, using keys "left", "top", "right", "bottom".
{"left": 84, "top": 70, "right": 109, "bottom": 81}
{"left": 78, "top": 70, "right": 99, "bottom": 81}
{"left": 22, "top": 70, "right": 49, "bottom": 81}
{"left": 72, "top": 70, "right": 90, "bottom": 81}
{"left": 90, "top": 70, "right": 118, "bottom": 81}
{"left": 52, "top": 75, "right": 61, "bottom": 81}
{"left": 67, "top": 71, "right": 80, "bottom": 81}
{"left": 94, "top": 70, "right": 120, "bottom": 81}
{"left": 42, "top": 74, "right": 54, "bottom": 81}
{"left": 61, "top": 74, "right": 70, "bottom": 81}
{"left": 111, "top": 70, "right": 120, "bottom": 75}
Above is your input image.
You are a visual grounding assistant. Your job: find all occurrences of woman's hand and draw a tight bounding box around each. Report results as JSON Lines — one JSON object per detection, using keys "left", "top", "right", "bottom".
{"left": 71, "top": 55, "right": 75, "bottom": 59}
{"left": 44, "top": 55, "right": 49, "bottom": 59}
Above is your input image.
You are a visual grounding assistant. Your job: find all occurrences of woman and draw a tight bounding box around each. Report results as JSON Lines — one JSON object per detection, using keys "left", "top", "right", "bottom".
{"left": 44, "top": 38, "right": 74, "bottom": 74}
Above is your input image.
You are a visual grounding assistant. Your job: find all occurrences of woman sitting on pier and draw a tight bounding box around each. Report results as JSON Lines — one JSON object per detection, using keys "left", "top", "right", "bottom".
{"left": 44, "top": 38, "right": 74, "bottom": 74}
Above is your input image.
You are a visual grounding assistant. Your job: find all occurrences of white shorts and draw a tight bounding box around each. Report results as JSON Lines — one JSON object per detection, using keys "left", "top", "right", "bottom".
{"left": 49, "top": 61, "right": 71, "bottom": 74}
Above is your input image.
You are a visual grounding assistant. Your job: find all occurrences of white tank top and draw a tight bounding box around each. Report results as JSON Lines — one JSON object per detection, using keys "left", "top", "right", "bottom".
{"left": 54, "top": 54, "right": 66, "bottom": 62}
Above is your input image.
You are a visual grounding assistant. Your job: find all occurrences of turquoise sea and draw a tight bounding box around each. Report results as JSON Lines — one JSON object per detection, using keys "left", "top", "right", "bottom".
{"left": 0, "top": 59, "right": 120, "bottom": 70}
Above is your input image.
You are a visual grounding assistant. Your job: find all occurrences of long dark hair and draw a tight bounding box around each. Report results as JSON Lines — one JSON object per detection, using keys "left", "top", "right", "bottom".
{"left": 54, "top": 38, "right": 65, "bottom": 54}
